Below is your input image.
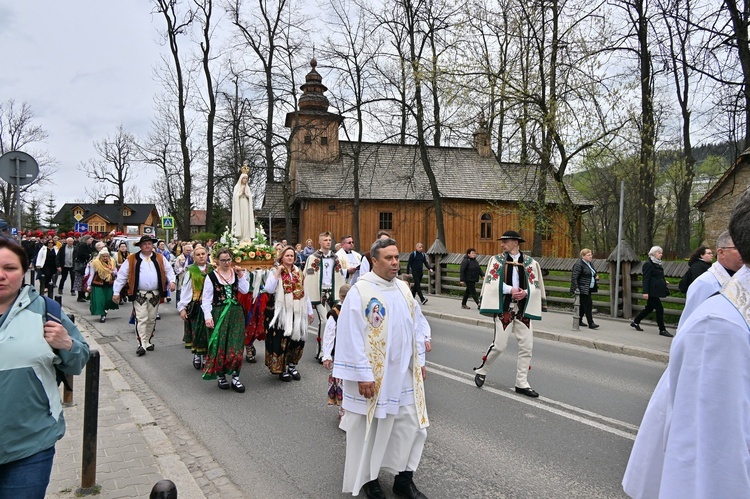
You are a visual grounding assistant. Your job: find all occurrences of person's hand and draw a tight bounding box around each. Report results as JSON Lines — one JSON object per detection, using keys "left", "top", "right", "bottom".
{"left": 44, "top": 321, "right": 73, "bottom": 351}
{"left": 308, "top": 314, "right": 314, "bottom": 324}
{"left": 180, "top": 309, "right": 187, "bottom": 321}
{"left": 112, "top": 294, "right": 120, "bottom": 304}
{"left": 421, "top": 366, "right": 427, "bottom": 380}
{"left": 643, "top": 294, "right": 649, "bottom": 300}
{"left": 459, "top": 281, "right": 465, "bottom": 286}
{"left": 206, "top": 317, "right": 215, "bottom": 328}
{"left": 169, "top": 282, "right": 176, "bottom": 292}
{"left": 425, "top": 340, "right": 432, "bottom": 353}
{"left": 358, "top": 381, "right": 376, "bottom": 399}
{"left": 57, "top": 267, "right": 62, "bottom": 272}
{"left": 429, "top": 268, "right": 434, "bottom": 274}
{"left": 348, "top": 267, "right": 356, "bottom": 275}
{"left": 511, "top": 288, "right": 527, "bottom": 301}
{"left": 323, "top": 359, "right": 332, "bottom": 370}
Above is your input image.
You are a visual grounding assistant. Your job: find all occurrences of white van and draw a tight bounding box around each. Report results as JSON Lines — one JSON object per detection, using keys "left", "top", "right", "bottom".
{"left": 109, "top": 236, "right": 142, "bottom": 255}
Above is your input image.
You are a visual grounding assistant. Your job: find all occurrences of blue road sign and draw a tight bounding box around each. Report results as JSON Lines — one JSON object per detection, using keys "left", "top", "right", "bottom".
{"left": 75, "top": 222, "right": 89, "bottom": 232}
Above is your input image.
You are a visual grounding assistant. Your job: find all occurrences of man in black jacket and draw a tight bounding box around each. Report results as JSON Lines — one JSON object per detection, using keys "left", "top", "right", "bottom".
{"left": 406, "top": 242, "right": 433, "bottom": 305}
{"left": 460, "top": 248, "right": 484, "bottom": 309}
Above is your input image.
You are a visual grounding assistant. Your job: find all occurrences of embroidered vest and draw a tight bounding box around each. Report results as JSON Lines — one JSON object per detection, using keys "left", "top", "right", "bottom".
{"left": 124, "top": 252, "right": 168, "bottom": 298}
{"left": 208, "top": 271, "right": 239, "bottom": 306}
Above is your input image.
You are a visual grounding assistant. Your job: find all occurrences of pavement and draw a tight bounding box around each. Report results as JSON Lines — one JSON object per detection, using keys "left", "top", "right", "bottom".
{"left": 45, "top": 292, "right": 671, "bottom": 498}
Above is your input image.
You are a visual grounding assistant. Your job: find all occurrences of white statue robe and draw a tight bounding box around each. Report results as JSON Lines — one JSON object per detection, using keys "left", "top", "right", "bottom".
{"left": 623, "top": 265, "right": 750, "bottom": 499}
{"left": 231, "top": 184, "right": 255, "bottom": 241}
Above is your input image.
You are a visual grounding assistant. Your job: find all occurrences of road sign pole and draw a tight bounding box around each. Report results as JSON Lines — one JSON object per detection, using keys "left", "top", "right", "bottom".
{"left": 14, "top": 157, "right": 21, "bottom": 240}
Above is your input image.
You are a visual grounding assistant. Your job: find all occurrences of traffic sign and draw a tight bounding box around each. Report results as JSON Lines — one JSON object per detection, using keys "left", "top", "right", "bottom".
{"left": 10, "top": 228, "right": 17, "bottom": 236}
{"left": 161, "top": 216, "right": 174, "bottom": 229}
{"left": 75, "top": 222, "right": 89, "bottom": 232}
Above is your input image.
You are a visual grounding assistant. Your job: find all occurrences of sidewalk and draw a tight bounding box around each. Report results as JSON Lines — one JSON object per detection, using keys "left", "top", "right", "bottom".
{"left": 419, "top": 294, "right": 672, "bottom": 363}
{"left": 46, "top": 318, "right": 211, "bottom": 499}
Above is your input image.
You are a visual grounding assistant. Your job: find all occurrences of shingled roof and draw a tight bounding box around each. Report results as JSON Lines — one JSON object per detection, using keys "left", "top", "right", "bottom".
{"left": 257, "top": 181, "right": 295, "bottom": 219}
{"left": 293, "top": 141, "right": 590, "bottom": 206}
{"left": 51, "top": 203, "right": 158, "bottom": 225}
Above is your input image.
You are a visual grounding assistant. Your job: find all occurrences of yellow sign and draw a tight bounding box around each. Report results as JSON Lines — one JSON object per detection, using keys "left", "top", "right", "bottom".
{"left": 74, "top": 213, "right": 83, "bottom": 221}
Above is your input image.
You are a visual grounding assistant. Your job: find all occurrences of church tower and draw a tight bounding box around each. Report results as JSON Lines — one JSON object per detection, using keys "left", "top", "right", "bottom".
{"left": 285, "top": 58, "right": 343, "bottom": 176}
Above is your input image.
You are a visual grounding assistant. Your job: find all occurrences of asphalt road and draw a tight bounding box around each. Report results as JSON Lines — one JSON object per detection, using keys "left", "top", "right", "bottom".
{"left": 64, "top": 295, "right": 665, "bottom": 498}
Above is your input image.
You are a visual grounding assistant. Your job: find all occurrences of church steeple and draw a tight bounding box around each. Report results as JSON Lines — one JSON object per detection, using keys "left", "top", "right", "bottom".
{"left": 298, "top": 58, "right": 330, "bottom": 112}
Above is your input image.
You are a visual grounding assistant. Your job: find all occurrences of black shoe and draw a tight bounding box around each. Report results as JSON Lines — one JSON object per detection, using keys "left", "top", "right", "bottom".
{"left": 146, "top": 344, "right": 155, "bottom": 351}
{"left": 231, "top": 376, "right": 245, "bottom": 393}
{"left": 579, "top": 320, "right": 587, "bottom": 327}
{"left": 245, "top": 353, "right": 256, "bottom": 363}
{"left": 279, "top": 372, "right": 292, "bottom": 382}
{"left": 288, "top": 366, "right": 301, "bottom": 381}
{"left": 193, "top": 355, "right": 202, "bottom": 369}
{"left": 362, "top": 479, "right": 386, "bottom": 499}
{"left": 218, "top": 376, "right": 230, "bottom": 390}
{"left": 421, "top": 298, "right": 428, "bottom": 305}
{"left": 136, "top": 346, "right": 146, "bottom": 356}
{"left": 630, "top": 322, "right": 643, "bottom": 331}
{"left": 515, "top": 386, "right": 539, "bottom": 398}
{"left": 659, "top": 330, "right": 674, "bottom": 338}
{"left": 77, "top": 297, "right": 86, "bottom": 303}
{"left": 166, "top": 297, "right": 171, "bottom": 303}
{"left": 57, "top": 288, "right": 63, "bottom": 294}
{"left": 156, "top": 314, "right": 161, "bottom": 320}
{"left": 588, "top": 323, "right": 600, "bottom": 329}
{"left": 99, "top": 316, "right": 106, "bottom": 323}
{"left": 393, "top": 478, "right": 427, "bottom": 499}
{"left": 71, "top": 290, "right": 75, "bottom": 296}
{"left": 474, "top": 374, "right": 486, "bottom": 388}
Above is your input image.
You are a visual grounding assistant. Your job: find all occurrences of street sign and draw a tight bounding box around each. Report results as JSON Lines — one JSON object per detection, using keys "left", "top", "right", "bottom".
{"left": 161, "top": 216, "right": 174, "bottom": 229}
{"left": 10, "top": 228, "right": 17, "bottom": 236}
{"left": 0, "top": 151, "right": 39, "bottom": 186}
{"left": 143, "top": 226, "right": 155, "bottom": 235}
{"left": 75, "top": 222, "right": 89, "bottom": 232}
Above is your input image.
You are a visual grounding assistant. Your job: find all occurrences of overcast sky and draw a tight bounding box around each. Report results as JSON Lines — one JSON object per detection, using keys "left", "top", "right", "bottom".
{"left": 1, "top": 0, "right": 165, "bottom": 206}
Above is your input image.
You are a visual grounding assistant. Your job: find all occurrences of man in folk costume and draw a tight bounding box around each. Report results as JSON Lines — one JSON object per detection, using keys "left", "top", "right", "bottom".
{"left": 677, "top": 229, "right": 745, "bottom": 329}
{"left": 304, "top": 231, "right": 346, "bottom": 362}
{"left": 334, "top": 238, "right": 430, "bottom": 499}
{"left": 177, "top": 245, "right": 210, "bottom": 370}
{"left": 623, "top": 189, "right": 750, "bottom": 498}
{"left": 336, "top": 234, "right": 362, "bottom": 285}
{"left": 474, "top": 230, "right": 547, "bottom": 397}
{"left": 113, "top": 235, "right": 176, "bottom": 356}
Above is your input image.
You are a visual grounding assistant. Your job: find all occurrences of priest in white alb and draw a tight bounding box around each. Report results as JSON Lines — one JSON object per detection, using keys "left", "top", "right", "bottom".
{"left": 333, "top": 237, "right": 430, "bottom": 499}
{"left": 623, "top": 189, "right": 750, "bottom": 499}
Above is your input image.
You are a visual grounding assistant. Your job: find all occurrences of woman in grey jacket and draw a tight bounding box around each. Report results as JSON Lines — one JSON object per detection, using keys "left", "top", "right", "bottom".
{"left": 0, "top": 240, "right": 90, "bottom": 498}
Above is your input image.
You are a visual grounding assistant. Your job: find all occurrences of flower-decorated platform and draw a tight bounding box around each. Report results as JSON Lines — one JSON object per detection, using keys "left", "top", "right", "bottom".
{"left": 213, "top": 225, "right": 276, "bottom": 270}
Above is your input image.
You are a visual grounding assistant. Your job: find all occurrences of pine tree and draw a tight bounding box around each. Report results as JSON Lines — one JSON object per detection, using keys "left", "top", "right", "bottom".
{"left": 44, "top": 197, "right": 58, "bottom": 230}
{"left": 25, "top": 198, "right": 42, "bottom": 231}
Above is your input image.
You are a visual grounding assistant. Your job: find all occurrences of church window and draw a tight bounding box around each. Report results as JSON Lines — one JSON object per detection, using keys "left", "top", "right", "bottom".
{"left": 321, "top": 136, "right": 328, "bottom": 145}
{"left": 480, "top": 213, "right": 492, "bottom": 240}
{"left": 379, "top": 212, "right": 393, "bottom": 231}
{"left": 304, "top": 135, "right": 312, "bottom": 144}
{"left": 328, "top": 204, "right": 337, "bottom": 211}
{"left": 73, "top": 207, "right": 84, "bottom": 217}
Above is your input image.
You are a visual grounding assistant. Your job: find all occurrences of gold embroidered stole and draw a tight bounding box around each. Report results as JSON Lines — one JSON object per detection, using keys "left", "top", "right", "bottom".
{"left": 359, "top": 277, "right": 429, "bottom": 436}
{"left": 720, "top": 268, "right": 750, "bottom": 330}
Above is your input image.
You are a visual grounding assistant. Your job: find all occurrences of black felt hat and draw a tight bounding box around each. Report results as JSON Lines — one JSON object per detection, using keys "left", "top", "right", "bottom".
{"left": 135, "top": 235, "right": 158, "bottom": 246}
{"left": 498, "top": 230, "right": 525, "bottom": 243}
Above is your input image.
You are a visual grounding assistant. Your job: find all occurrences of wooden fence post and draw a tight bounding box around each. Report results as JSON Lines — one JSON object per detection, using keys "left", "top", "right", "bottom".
{"left": 426, "top": 239, "right": 448, "bottom": 296}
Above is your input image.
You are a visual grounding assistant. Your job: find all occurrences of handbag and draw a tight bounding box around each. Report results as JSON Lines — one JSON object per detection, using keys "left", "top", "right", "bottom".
{"left": 592, "top": 282, "right": 599, "bottom": 293}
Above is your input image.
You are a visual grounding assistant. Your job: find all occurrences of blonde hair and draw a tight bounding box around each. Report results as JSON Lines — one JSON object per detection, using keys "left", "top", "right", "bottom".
{"left": 580, "top": 248, "right": 592, "bottom": 258}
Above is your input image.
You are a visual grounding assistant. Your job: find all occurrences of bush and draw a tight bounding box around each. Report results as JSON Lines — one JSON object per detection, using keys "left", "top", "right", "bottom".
{"left": 191, "top": 231, "right": 217, "bottom": 243}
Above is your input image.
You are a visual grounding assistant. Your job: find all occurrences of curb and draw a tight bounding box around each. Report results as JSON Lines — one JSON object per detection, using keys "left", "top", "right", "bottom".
{"left": 421, "top": 310, "right": 669, "bottom": 364}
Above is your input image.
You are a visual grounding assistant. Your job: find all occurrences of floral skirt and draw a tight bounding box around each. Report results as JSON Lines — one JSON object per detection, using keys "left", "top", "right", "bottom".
{"left": 203, "top": 303, "right": 245, "bottom": 379}
{"left": 89, "top": 285, "right": 119, "bottom": 316}
{"left": 265, "top": 326, "right": 304, "bottom": 375}
{"left": 327, "top": 374, "right": 343, "bottom": 406}
{"left": 183, "top": 301, "right": 208, "bottom": 355}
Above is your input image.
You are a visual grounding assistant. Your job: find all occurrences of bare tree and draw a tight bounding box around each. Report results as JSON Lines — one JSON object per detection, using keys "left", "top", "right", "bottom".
{"left": 79, "top": 125, "right": 140, "bottom": 231}
{"left": 153, "top": 0, "right": 195, "bottom": 240}
{"left": 0, "top": 99, "right": 56, "bottom": 222}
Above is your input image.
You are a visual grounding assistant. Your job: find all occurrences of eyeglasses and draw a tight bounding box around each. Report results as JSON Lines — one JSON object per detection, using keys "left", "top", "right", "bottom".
{"left": 218, "top": 258, "right": 232, "bottom": 263}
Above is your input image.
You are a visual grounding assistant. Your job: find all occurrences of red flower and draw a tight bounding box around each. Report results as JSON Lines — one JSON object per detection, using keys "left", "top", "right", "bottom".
{"left": 316, "top": 336, "right": 322, "bottom": 342}
{"left": 482, "top": 355, "right": 487, "bottom": 361}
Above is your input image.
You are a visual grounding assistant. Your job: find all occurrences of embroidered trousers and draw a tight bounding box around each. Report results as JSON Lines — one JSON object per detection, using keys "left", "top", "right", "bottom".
{"left": 134, "top": 290, "right": 160, "bottom": 348}
{"left": 475, "top": 313, "right": 534, "bottom": 388}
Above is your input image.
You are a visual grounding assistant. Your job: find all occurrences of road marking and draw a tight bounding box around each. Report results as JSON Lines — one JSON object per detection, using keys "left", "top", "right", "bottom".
{"left": 426, "top": 361, "right": 638, "bottom": 441}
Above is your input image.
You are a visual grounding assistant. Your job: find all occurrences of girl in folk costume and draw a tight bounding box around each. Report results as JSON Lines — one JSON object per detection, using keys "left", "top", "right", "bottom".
{"left": 322, "top": 284, "right": 351, "bottom": 419}
{"left": 177, "top": 245, "right": 210, "bottom": 370}
{"left": 87, "top": 248, "right": 119, "bottom": 323}
{"left": 265, "top": 246, "right": 314, "bottom": 382}
{"left": 201, "top": 247, "right": 250, "bottom": 392}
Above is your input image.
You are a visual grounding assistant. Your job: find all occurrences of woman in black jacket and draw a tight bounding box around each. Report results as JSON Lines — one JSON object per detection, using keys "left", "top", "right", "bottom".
{"left": 678, "top": 245, "right": 713, "bottom": 293}
{"left": 631, "top": 246, "right": 673, "bottom": 337}
{"left": 459, "top": 248, "right": 484, "bottom": 309}
{"left": 570, "top": 248, "right": 599, "bottom": 329}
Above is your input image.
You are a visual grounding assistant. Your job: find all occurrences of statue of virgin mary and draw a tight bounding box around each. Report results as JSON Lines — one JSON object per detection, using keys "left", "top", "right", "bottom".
{"left": 231, "top": 168, "right": 255, "bottom": 241}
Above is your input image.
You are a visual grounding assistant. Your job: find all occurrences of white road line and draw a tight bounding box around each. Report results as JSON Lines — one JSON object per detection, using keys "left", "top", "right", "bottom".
{"left": 426, "top": 361, "right": 638, "bottom": 441}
